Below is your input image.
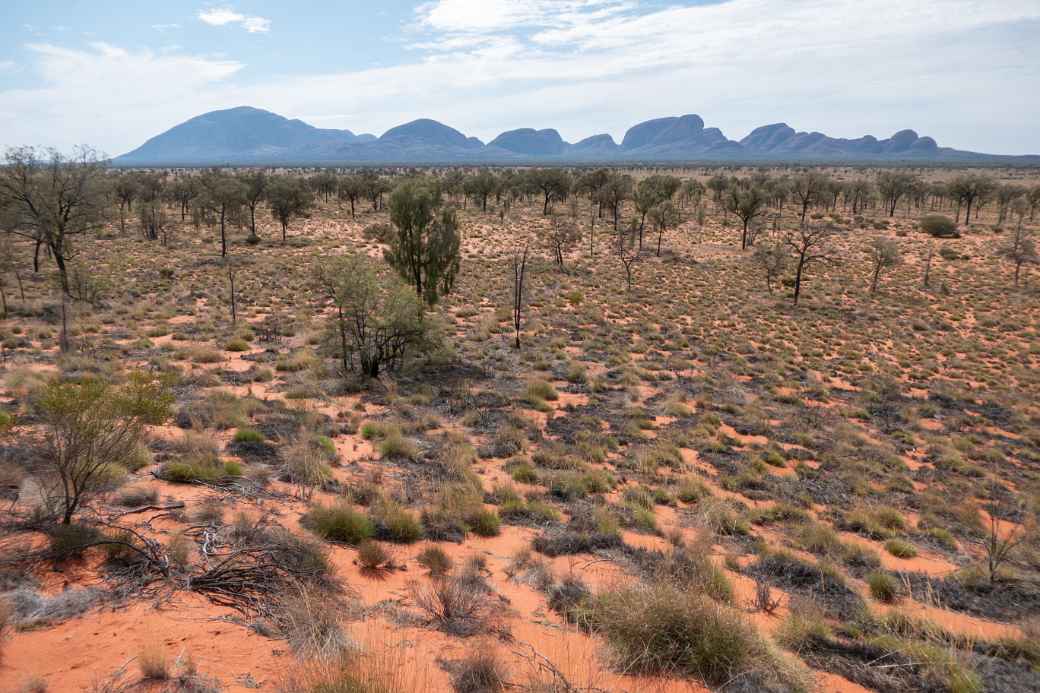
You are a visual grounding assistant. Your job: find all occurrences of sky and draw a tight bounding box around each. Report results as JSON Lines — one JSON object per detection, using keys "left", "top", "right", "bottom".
{"left": 0, "top": 0, "right": 1038, "bottom": 157}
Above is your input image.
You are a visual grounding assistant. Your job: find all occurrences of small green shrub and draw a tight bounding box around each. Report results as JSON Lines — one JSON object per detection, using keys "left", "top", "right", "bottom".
{"left": 416, "top": 546, "right": 453, "bottom": 576}
{"left": 920, "top": 214, "right": 959, "bottom": 238}
{"left": 233, "top": 428, "right": 264, "bottom": 444}
{"left": 867, "top": 571, "right": 899, "bottom": 603}
{"left": 304, "top": 502, "right": 375, "bottom": 545}
{"left": 370, "top": 501, "right": 423, "bottom": 544}
{"left": 884, "top": 538, "right": 918, "bottom": 559}
{"left": 469, "top": 509, "right": 501, "bottom": 537}
{"left": 224, "top": 338, "right": 250, "bottom": 352}
{"left": 588, "top": 583, "right": 809, "bottom": 690}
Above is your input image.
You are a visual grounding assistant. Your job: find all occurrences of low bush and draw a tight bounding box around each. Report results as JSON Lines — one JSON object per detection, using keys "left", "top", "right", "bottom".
{"left": 370, "top": 501, "right": 423, "bottom": 544}
{"left": 884, "top": 538, "right": 918, "bottom": 559}
{"left": 304, "top": 502, "right": 375, "bottom": 545}
{"left": 452, "top": 649, "right": 507, "bottom": 693}
{"left": 357, "top": 540, "right": 390, "bottom": 570}
{"left": 867, "top": 571, "right": 900, "bottom": 603}
{"left": 920, "top": 214, "right": 960, "bottom": 238}
{"left": 588, "top": 583, "right": 809, "bottom": 690}
{"left": 47, "top": 523, "right": 102, "bottom": 560}
{"left": 416, "top": 546, "right": 453, "bottom": 577}
{"left": 233, "top": 428, "right": 264, "bottom": 444}
{"left": 468, "top": 509, "right": 501, "bottom": 537}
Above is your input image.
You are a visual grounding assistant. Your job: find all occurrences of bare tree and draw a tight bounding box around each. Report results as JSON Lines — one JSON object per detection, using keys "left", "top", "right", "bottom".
{"left": 922, "top": 242, "right": 934, "bottom": 288}
{"left": 790, "top": 172, "right": 829, "bottom": 226}
{"left": 973, "top": 487, "right": 1029, "bottom": 584}
{"left": 113, "top": 174, "right": 139, "bottom": 232}
{"left": 783, "top": 223, "right": 837, "bottom": 304}
{"left": 998, "top": 208, "right": 1039, "bottom": 286}
{"left": 0, "top": 146, "right": 107, "bottom": 294}
{"left": 545, "top": 213, "right": 580, "bottom": 268}
{"left": 868, "top": 237, "right": 902, "bottom": 294}
{"left": 751, "top": 239, "right": 788, "bottom": 294}
{"left": 616, "top": 220, "right": 642, "bottom": 291}
{"left": 225, "top": 258, "right": 238, "bottom": 325}
{"left": 511, "top": 242, "right": 530, "bottom": 349}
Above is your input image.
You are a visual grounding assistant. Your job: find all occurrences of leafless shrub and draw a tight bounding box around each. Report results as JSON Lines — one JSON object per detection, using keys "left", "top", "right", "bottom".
{"left": 409, "top": 574, "right": 494, "bottom": 637}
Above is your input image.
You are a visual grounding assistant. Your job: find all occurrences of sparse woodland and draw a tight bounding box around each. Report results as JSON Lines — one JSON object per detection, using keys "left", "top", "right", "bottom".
{"left": 1, "top": 152, "right": 1040, "bottom": 693}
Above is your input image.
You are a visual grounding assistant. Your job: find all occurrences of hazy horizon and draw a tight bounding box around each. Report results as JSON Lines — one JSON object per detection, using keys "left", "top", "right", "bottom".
{"left": 1, "top": 1, "right": 1038, "bottom": 156}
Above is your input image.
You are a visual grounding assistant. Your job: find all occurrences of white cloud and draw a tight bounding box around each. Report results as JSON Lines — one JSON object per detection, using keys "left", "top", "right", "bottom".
{"left": 3, "top": 1, "right": 1039, "bottom": 154}
{"left": 242, "top": 17, "right": 272, "bottom": 33}
{"left": 198, "top": 8, "right": 245, "bottom": 26}
{"left": 152, "top": 23, "right": 182, "bottom": 32}
{"left": 0, "top": 60, "right": 16, "bottom": 72}
{"left": 0, "top": 43, "right": 242, "bottom": 153}
{"left": 198, "top": 7, "right": 270, "bottom": 33}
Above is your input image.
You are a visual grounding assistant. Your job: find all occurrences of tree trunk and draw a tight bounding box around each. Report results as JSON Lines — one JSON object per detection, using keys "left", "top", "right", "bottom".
{"left": 793, "top": 257, "right": 805, "bottom": 304}
{"left": 219, "top": 209, "right": 227, "bottom": 257}
{"left": 54, "top": 250, "right": 70, "bottom": 295}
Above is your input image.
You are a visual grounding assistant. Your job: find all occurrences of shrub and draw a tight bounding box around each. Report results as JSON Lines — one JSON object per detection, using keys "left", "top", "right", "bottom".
{"left": 115, "top": 484, "right": 159, "bottom": 507}
{"left": 47, "top": 523, "right": 102, "bottom": 560}
{"left": 509, "top": 462, "right": 538, "bottom": 484}
{"left": 416, "top": 546, "right": 453, "bottom": 577}
{"left": 224, "top": 338, "right": 250, "bottom": 352}
{"left": 370, "top": 501, "right": 423, "bottom": 544}
{"left": 884, "top": 538, "right": 918, "bottom": 559}
{"left": 452, "top": 649, "right": 507, "bottom": 693}
{"left": 379, "top": 429, "right": 419, "bottom": 460}
{"left": 138, "top": 645, "right": 169, "bottom": 680}
{"left": 655, "top": 546, "right": 733, "bottom": 604}
{"left": 233, "top": 427, "right": 264, "bottom": 444}
{"left": 677, "top": 476, "right": 710, "bottom": 503}
{"left": 777, "top": 599, "right": 833, "bottom": 652}
{"left": 274, "top": 586, "right": 350, "bottom": 660}
{"left": 920, "top": 214, "right": 959, "bottom": 238}
{"left": 867, "top": 571, "right": 899, "bottom": 603}
{"left": 468, "top": 509, "right": 501, "bottom": 537}
{"left": 304, "top": 502, "right": 375, "bottom": 545}
{"left": 159, "top": 458, "right": 222, "bottom": 484}
{"left": 526, "top": 379, "right": 558, "bottom": 402}
{"left": 409, "top": 574, "right": 492, "bottom": 637}
{"left": 33, "top": 373, "right": 172, "bottom": 523}
{"left": 588, "top": 583, "right": 809, "bottom": 690}
{"left": 357, "top": 540, "right": 390, "bottom": 570}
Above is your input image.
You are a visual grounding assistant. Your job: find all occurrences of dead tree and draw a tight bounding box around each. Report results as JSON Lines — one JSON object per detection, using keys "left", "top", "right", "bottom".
{"left": 512, "top": 242, "right": 530, "bottom": 349}
{"left": 783, "top": 223, "right": 837, "bottom": 305}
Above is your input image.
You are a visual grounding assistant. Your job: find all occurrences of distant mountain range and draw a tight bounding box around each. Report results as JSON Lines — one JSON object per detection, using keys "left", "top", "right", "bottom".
{"left": 114, "top": 106, "right": 1039, "bottom": 166}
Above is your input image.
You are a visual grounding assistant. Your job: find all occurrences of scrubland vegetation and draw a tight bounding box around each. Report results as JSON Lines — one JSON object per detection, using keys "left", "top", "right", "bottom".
{"left": 1, "top": 149, "right": 1039, "bottom": 692}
